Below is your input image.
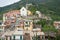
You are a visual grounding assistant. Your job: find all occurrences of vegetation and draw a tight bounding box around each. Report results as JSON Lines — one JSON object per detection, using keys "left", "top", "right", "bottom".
{"left": 42, "top": 25, "right": 57, "bottom": 32}
{"left": 56, "top": 34, "right": 60, "bottom": 40}
{"left": 0, "top": 0, "right": 60, "bottom": 20}
{"left": 36, "top": 19, "right": 57, "bottom": 32}
{"left": 0, "top": 0, "right": 60, "bottom": 40}
{"left": 28, "top": 5, "right": 37, "bottom": 15}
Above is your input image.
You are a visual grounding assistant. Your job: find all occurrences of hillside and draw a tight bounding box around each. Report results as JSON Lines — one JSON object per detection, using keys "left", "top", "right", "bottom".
{"left": 0, "top": 0, "right": 60, "bottom": 20}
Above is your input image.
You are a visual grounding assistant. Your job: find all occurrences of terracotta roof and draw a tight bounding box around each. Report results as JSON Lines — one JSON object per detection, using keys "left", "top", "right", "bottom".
{"left": 4, "top": 10, "right": 20, "bottom": 17}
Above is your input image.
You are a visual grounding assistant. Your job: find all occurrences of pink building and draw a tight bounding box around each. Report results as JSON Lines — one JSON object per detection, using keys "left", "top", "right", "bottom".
{"left": 3, "top": 10, "right": 20, "bottom": 26}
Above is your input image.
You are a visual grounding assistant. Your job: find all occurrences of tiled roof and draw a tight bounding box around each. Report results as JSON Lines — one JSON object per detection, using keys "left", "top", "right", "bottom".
{"left": 4, "top": 10, "right": 20, "bottom": 17}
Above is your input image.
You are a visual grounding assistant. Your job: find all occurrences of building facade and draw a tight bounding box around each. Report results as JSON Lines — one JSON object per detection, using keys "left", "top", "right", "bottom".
{"left": 0, "top": 7, "right": 45, "bottom": 40}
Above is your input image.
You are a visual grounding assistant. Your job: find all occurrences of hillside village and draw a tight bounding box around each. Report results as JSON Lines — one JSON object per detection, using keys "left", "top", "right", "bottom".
{"left": 0, "top": 3, "right": 60, "bottom": 40}
{"left": 0, "top": 5, "right": 55, "bottom": 40}
{"left": 0, "top": 6, "right": 46, "bottom": 40}
{"left": 0, "top": 0, "right": 60, "bottom": 40}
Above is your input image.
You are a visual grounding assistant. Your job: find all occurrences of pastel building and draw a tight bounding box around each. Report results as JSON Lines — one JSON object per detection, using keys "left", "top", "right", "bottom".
{"left": 15, "top": 18, "right": 33, "bottom": 31}
{"left": 0, "top": 24, "right": 6, "bottom": 39}
{"left": 1, "top": 7, "right": 45, "bottom": 40}
{"left": 1, "top": 28, "right": 45, "bottom": 40}
{"left": 2, "top": 28, "right": 24, "bottom": 40}
{"left": 3, "top": 7, "right": 32, "bottom": 27}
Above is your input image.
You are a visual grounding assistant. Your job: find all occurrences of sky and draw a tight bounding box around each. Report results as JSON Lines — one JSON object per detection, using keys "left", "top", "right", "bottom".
{"left": 0, "top": 0, "right": 21, "bottom": 7}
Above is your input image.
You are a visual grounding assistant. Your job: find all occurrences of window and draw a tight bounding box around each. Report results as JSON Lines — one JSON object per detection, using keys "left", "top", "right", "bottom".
{"left": 24, "top": 21, "right": 30, "bottom": 27}
{"left": 15, "top": 36, "right": 20, "bottom": 40}
{"left": 0, "top": 27, "right": 3, "bottom": 32}
{"left": 0, "top": 30, "right": 3, "bottom": 32}
{"left": 11, "top": 35, "right": 23, "bottom": 40}
{"left": 11, "top": 35, "right": 15, "bottom": 40}
{"left": 20, "top": 35, "right": 23, "bottom": 40}
{"left": 0, "top": 22, "right": 2, "bottom": 25}
{"left": 22, "top": 9, "right": 24, "bottom": 11}
{"left": 18, "top": 30, "right": 21, "bottom": 31}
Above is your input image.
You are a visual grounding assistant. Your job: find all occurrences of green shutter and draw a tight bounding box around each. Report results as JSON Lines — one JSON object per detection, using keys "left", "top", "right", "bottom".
{"left": 10, "top": 36, "right": 11, "bottom": 40}
{"left": 6, "top": 36, "right": 8, "bottom": 40}
{"left": 13, "top": 35, "right": 15, "bottom": 40}
{"left": 20, "top": 35, "right": 22, "bottom": 40}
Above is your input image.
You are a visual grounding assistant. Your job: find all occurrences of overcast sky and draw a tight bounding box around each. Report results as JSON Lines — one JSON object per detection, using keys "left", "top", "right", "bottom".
{"left": 0, "top": 0, "right": 21, "bottom": 7}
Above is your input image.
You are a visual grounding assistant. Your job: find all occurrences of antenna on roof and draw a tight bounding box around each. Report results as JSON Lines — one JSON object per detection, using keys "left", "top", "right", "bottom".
{"left": 26, "top": 0, "right": 28, "bottom": 9}
{"left": 26, "top": 0, "right": 32, "bottom": 9}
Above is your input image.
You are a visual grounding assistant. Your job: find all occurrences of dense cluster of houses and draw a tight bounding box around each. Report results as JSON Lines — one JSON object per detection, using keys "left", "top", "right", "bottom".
{"left": 0, "top": 7, "right": 45, "bottom": 40}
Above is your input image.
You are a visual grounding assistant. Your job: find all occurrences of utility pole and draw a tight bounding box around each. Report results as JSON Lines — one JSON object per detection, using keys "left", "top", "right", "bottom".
{"left": 26, "top": 0, "right": 32, "bottom": 9}
{"left": 26, "top": 0, "right": 28, "bottom": 9}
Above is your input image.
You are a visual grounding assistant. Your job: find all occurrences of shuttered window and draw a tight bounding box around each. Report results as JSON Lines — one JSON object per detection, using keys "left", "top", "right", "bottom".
{"left": 11, "top": 35, "right": 23, "bottom": 40}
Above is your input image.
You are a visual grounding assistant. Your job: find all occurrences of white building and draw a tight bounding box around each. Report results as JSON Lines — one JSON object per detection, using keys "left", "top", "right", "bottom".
{"left": 36, "top": 11, "right": 42, "bottom": 18}
{"left": 20, "top": 7, "right": 28, "bottom": 16}
{"left": 2, "top": 28, "right": 24, "bottom": 40}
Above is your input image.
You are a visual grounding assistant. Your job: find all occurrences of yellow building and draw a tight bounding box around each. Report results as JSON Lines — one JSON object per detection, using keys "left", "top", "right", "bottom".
{"left": 27, "top": 10, "right": 32, "bottom": 16}
{"left": 24, "top": 20, "right": 33, "bottom": 31}
{"left": 16, "top": 19, "right": 33, "bottom": 31}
